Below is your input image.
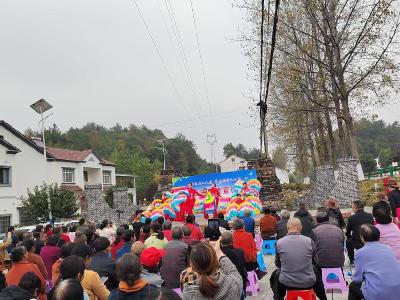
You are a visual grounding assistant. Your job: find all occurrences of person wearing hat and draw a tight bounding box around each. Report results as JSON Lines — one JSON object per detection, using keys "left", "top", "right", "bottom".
{"left": 140, "top": 247, "right": 164, "bottom": 287}
{"left": 388, "top": 179, "right": 400, "bottom": 225}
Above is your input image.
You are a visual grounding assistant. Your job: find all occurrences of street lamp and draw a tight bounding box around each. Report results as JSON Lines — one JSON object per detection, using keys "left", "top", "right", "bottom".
{"left": 30, "top": 98, "right": 53, "bottom": 222}
{"left": 153, "top": 139, "right": 167, "bottom": 171}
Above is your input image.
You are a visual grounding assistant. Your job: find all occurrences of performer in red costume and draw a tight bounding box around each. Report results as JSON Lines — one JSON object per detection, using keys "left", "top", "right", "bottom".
{"left": 186, "top": 183, "right": 203, "bottom": 216}
{"left": 209, "top": 183, "right": 221, "bottom": 218}
{"left": 235, "top": 194, "right": 245, "bottom": 205}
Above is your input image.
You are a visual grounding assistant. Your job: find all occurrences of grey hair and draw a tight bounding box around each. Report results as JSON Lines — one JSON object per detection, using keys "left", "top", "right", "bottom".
{"left": 233, "top": 219, "right": 244, "bottom": 230}
{"left": 280, "top": 210, "right": 290, "bottom": 220}
{"left": 163, "top": 220, "right": 172, "bottom": 230}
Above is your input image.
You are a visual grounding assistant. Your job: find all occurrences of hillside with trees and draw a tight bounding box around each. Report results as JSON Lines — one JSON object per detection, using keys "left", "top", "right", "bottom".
{"left": 29, "top": 123, "right": 215, "bottom": 201}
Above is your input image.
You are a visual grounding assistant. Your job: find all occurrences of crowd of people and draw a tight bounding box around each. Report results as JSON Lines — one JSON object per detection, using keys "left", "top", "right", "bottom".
{"left": 0, "top": 186, "right": 400, "bottom": 299}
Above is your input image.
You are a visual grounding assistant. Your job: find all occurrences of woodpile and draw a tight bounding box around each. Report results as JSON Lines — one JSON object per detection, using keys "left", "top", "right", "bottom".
{"left": 247, "top": 157, "right": 284, "bottom": 208}
{"left": 157, "top": 169, "right": 184, "bottom": 192}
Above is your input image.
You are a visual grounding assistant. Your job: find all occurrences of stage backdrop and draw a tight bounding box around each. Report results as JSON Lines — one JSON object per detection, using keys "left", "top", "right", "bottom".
{"left": 172, "top": 169, "right": 257, "bottom": 196}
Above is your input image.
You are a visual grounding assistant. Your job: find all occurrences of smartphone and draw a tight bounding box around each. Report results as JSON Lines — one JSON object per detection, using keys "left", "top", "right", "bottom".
{"left": 207, "top": 219, "right": 220, "bottom": 241}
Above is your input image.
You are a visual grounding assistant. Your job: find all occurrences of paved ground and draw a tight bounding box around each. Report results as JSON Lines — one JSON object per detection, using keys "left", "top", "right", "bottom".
{"left": 248, "top": 254, "right": 351, "bottom": 300}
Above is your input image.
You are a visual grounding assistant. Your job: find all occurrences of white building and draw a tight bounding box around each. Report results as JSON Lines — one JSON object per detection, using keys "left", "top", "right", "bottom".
{"left": 218, "top": 155, "right": 290, "bottom": 183}
{"left": 0, "top": 121, "right": 135, "bottom": 231}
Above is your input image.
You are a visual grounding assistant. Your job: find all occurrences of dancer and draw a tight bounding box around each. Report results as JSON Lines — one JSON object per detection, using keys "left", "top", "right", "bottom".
{"left": 186, "top": 183, "right": 203, "bottom": 216}
{"left": 209, "top": 183, "right": 221, "bottom": 218}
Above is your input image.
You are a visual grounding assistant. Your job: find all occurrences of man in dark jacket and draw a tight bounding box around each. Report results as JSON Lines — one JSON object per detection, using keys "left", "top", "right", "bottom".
{"left": 312, "top": 211, "right": 345, "bottom": 268}
{"left": 294, "top": 203, "right": 315, "bottom": 238}
{"left": 276, "top": 210, "right": 290, "bottom": 240}
{"left": 116, "top": 230, "right": 134, "bottom": 260}
{"left": 218, "top": 212, "right": 230, "bottom": 230}
{"left": 345, "top": 200, "right": 374, "bottom": 265}
{"left": 160, "top": 226, "right": 189, "bottom": 289}
{"left": 220, "top": 231, "right": 247, "bottom": 291}
{"left": 388, "top": 180, "right": 400, "bottom": 224}
{"left": 89, "top": 237, "right": 117, "bottom": 290}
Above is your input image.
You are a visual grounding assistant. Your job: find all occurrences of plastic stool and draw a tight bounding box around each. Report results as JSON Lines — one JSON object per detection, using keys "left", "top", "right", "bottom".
{"left": 262, "top": 239, "right": 276, "bottom": 255}
{"left": 246, "top": 271, "right": 260, "bottom": 296}
{"left": 321, "top": 268, "right": 348, "bottom": 295}
{"left": 172, "top": 288, "right": 182, "bottom": 297}
{"left": 257, "top": 251, "right": 267, "bottom": 272}
{"left": 254, "top": 234, "right": 263, "bottom": 251}
{"left": 286, "top": 289, "right": 317, "bottom": 300}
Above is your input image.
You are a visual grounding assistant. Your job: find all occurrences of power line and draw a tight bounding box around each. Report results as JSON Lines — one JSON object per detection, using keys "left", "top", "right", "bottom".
{"left": 189, "top": 0, "right": 214, "bottom": 124}
{"left": 132, "top": 0, "right": 200, "bottom": 134}
{"left": 163, "top": 0, "right": 204, "bottom": 115}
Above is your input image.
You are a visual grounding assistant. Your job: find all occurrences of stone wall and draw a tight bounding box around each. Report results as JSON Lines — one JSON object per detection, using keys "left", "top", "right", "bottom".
{"left": 157, "top": 169, "right": 184, "bottom": 192}
{"left": 295, "top": 158, "right": 361, "bottom": 209}
{"left": 85, "top": 185, "right": 134, "bottom": 225}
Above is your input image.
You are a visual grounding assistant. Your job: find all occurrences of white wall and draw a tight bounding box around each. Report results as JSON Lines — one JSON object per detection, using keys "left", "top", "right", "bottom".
{"left": 0, "top": 126, "right": 116, "bottom": 225}
{"left": 219, "top": 155, "right": 247, "bottom": 173}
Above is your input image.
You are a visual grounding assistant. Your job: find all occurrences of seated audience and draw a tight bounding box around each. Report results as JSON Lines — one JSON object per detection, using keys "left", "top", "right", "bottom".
{"left": 131, "top": 211, "right": 144, "bottom": 241}
{"left": 160, "top": 226, "right": 189, "bottom": 289}
{"left": 89, "top": 237, "right": 117, "bottom": 290}
{"left": 276, "top": 210, "right": 290, "bottom": 240}
{"left": 6, "top": 247, "right": 46, "bottom": 299}
{"left": 97, "top": 219, "right": 115, "bottom": 243}
{"left": 220, "top": 231, "right": 247, "bottom": 296}
{"left": 373, "top": 208, "right": 400, "bottom": 260}
{"left": 232, "top": 219, "right": 264, "bottom": 277}
{"left": 116, "top": 229, "right": 135, "bottom": 260}
{"left": 40, "top": 234, "right": 61, "bottom": 281}
{"left": 241, "top": 209, "right": 255, "bottom": 236}
{"left": 52, "top": 243, "right": 75, "bottom": 285}
{"left": 373, "top": 192, "right": 392, "bottom": 217}
{"left": 0, "top": 272, "right": 42, "bottom": 300}
{"left": 60, "top": 226, "right": 71, "bottom": 243}
{"left": 346, "top": 200, "right": 374, "bottom": 265}
{"left": 312, "top": 211, "right": 345, "bottom": 269}
{"left": 45, "top": 224, "right": 53, "bottom": 238}
{"left": 180, "top": 241, "right": 243, "bottom": 299}
{"left": 0, "top": 231, "right": 12, "bottom": 264}
{"left": 185, "top": 215, "right": 204, "bottom": 241}
{"left": 294, "top": 203, "right": 315, "bottom": 238}
{"left": 271, "top": 208, "right": 281, "bottom": 222}
{"left": 144, "top": 223, "right": 168, "bottom": 249}
{"left": 132, "top": 241, "right": 146, "bottom": 257}
{"left": 139, "top": 225, "right": 151, "bottom": 243}
{"left": 260, "top": 207, "right": 277, "bottom": 240}
{"left": 22, "top": 239, "right": 48, "bottom": 279}
{"left": 50, "top": 255, "right": 88, "bottom": 299}
{"left": 71, "top": 244, "right": 110, "bottom": 300}
{"left": 109, "top": 253, "right": 156, "bottom": 299}
{"left": 182, "top": 225, "right": 195, "bottom": 246}
{"left": 33, "top": 225, "right": 45, "bottom": 255}
{"left": 74, "top": 232, "right": 88, "bottom": 245}
{"left": 51, "top": 279, "right": 84, "bottom": 300}
{"left": 144, "top": 287, "right": 182, "bottom": 300}
{"left": 271, "top": 218, "right": 327, "bottom": 300}
{"left": 140, "top": 247, "right": 164, "bottom": 287}
{"left": 349, "top": 224, "right": 400, "bottom": 300}
{"left": 326, "top": 198, "right": 346, "bottom": 228}
{"left": 76, "top": 218, "right": 89, "bottom": 235}
{"left": 218, "top": 212, "right": 231, "bottom": 230}
{"left": 162, "top": 220, "right": 173, "bottom": 241}
{"left": 111, "top": 227, "right": 125, "bottom": 259}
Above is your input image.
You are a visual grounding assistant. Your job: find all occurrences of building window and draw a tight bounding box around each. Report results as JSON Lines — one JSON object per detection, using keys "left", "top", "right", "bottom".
{"left": 0, "top": 215, "right": 10, "bottom": 234}
{"left": 0, "top": 167, "right": 11, "bottom": 186}
{"left": 83, "top": 171, "right": 88, "bottom": 183}
{"left": 103, "top": 171, "right": 112, "bottom": 185}
{"left": 62, "top": 168, "right": 75, "bottom": 183}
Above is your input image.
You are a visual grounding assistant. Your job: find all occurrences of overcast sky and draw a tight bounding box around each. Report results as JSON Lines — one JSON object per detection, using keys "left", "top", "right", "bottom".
{"left": 0, "top": 0, "right": 398, "bottom": 162}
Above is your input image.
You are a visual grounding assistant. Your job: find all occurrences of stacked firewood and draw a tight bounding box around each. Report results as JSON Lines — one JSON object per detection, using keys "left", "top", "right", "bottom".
{"left": 247, "top": 158, "right": 284, "bottom": 209}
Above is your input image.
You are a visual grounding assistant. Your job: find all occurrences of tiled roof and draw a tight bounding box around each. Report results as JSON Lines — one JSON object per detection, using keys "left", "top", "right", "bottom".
{"left": 61, "top": 184, "right": 83, "bottom": 193}
{"left": 47, "top": 147, "right": 92, "bottom": 162}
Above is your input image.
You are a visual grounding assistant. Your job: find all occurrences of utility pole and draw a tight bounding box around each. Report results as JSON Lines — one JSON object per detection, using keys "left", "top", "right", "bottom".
{"left": 154, "top": 139, "right": 167, "bottom": 171}
{"left": 207, "top": 133, "right": 218, "bottom": 173}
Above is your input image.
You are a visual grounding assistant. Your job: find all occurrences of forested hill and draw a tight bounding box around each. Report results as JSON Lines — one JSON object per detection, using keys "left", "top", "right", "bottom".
{"left": 30, "top": 123, "right": 215, "bottom": 200}
{"left": 356, "top": 118, "right": 400, "bottom": 173}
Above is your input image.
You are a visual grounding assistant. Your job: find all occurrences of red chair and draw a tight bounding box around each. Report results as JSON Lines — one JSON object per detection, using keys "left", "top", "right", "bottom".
{"left": 286, "top": 289, "right": 317, "bottom": 300}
